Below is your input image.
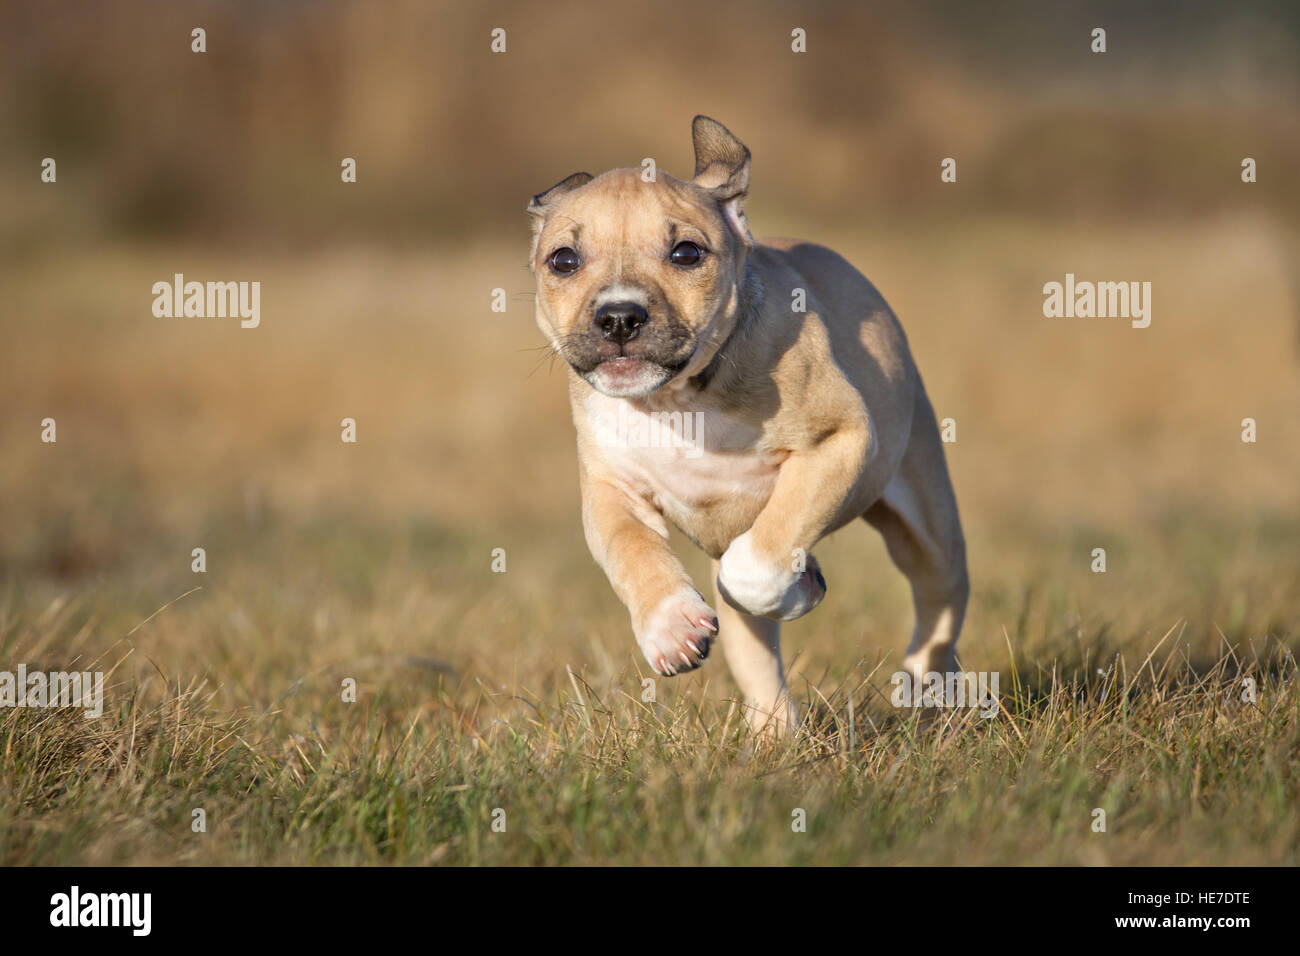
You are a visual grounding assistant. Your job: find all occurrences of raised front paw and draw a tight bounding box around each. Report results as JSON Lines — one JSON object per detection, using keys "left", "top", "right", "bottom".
{"left": 717, "top": 531, "right": 826, "bottom": 620}
{"left": 635, "top": 588, "right": 719, "bottom": 676}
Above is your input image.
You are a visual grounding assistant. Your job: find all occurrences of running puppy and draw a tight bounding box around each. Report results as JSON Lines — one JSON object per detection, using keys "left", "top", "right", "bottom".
{"left": 527, "top": 117, "right": 968, "bottom": 734}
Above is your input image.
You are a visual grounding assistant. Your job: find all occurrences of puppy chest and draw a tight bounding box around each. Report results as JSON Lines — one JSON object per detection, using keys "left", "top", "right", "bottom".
{"left": 588, "top": 401, "right": 782, "bottom": 520}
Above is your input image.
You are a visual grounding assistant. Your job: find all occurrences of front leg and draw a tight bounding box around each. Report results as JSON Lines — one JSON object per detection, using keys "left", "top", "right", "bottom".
{"left": 713, "top": 559, "right": 799, "bottom": 737}
{"left": 717, "top": 427, "right": 870, "bottom": 620}
{"left": 581, "top": 470, "right": 718, "bottom": 676}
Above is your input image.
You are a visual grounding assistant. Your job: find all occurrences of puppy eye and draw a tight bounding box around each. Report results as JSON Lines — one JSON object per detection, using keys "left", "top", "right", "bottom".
{"left": 669, "top": 241, "right": 705, "bottom": 267}
{"left": 548, "top": 247, "right": 581, "bottom": 275}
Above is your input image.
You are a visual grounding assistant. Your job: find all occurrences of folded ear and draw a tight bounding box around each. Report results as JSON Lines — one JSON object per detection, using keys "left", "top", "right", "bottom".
{"left": 691, "top": 116, "right": 751, "bottom": 242}
{"left": 527, "top": 171, "right": 594, "bottom": 218}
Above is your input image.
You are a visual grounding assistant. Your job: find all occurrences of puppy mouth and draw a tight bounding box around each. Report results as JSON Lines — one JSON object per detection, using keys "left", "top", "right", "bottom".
{"left": 553, "top": 311, "right": 698, "bottom": 397}
{"left": 579, "top": 353, "right": 692, "bottom": 398}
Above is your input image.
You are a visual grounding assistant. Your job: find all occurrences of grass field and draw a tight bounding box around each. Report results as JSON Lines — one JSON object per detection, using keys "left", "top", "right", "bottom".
{"left": 2, "top": 214, "right": 1298, "bottom": 865}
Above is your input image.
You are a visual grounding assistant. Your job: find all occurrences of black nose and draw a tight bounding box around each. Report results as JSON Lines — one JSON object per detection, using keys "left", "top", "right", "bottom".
{"left": 595, "top": 301, "right": 649, "bottom": 343}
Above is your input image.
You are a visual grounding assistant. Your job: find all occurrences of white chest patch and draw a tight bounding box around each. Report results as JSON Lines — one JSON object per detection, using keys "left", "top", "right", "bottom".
{"left": 584, "top": 392, "right": 783, "bottom": 515}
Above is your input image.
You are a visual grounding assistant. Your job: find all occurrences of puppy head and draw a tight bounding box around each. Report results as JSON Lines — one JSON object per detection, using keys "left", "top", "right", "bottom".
{"left": 527, "top": 116, "right": 753, "bottom": 399}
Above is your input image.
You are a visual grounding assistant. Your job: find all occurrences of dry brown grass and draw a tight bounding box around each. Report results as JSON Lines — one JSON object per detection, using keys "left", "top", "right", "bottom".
{"left": 1, "top": 210, "right": 1297, "bottom": 862}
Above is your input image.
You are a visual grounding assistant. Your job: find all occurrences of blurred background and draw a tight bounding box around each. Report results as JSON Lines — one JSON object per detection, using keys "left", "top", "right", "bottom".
{"left": 1, "top": 0, "right": 1298, "bottom": 713}
{"left": 4, "top": 0, "right": 1300, "bottom": 241}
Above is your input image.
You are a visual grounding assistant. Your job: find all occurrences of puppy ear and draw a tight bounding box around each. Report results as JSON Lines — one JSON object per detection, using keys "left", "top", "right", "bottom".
{"left": 527, "top": 171, "right": 594, "bottom": 218}
{"left": 690, "top": 116, "right": 751, "bottom": 242}
{"left": 527, "top": 172, "right": 592, "bottom": 264}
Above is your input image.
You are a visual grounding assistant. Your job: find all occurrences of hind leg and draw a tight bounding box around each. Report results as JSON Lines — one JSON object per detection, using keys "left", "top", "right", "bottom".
{"left": 863, "top": 391, "right": 969, "bottom": 682}
{"left": 712, "top": 558, "right": 799, "bottom": 737}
